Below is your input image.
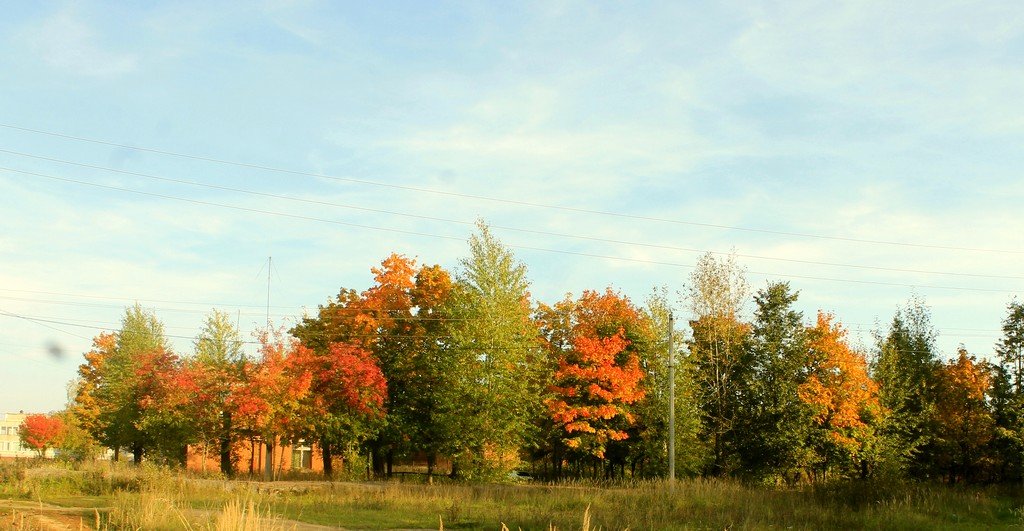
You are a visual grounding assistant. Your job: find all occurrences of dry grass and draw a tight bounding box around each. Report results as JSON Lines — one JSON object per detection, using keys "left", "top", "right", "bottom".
{"left": 2, "top": 460, "right": 1022, "bottom": 529}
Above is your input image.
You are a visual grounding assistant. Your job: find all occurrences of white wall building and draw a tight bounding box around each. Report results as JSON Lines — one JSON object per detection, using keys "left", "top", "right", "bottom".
{"left": 0, "top": 412, "right": 54, "bottom": 458}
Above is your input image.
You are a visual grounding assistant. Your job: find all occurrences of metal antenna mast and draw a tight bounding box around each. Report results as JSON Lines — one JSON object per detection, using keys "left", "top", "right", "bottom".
{"left": 265, "top": 256, "right": 272, "bottom": 327}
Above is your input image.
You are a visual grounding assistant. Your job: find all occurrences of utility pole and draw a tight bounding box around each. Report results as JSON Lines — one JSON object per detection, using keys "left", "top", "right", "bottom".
{"left": 668, "top": 311, "right": 675, "bottom": 487}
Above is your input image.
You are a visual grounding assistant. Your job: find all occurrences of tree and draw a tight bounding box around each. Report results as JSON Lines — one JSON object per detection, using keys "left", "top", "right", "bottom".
{"left": 548, "top": 330, "right": 646, "bottom": 462}
{"left": 296, "top": 341, "right": 388, "bottom": 477}
{"left": 996, "top": 300, "right": 1024, "bottom": 395}
{"left": 76, "top": 304, "right": 170, "bottom": 463}
{"left": 292, "top": 254, "right": 459, "bottom": 478}
{"left": 73, "top": 332, "right": 116, "bottom": 451}
{"left": 933, "top": 348, "right": 994, "bottom": 483}
{"left": 190, "top": 310, "right": 248, "bottom": 475}
{"left": 738, "top": 282, "right": 814, "bottom": 481}
{"left": 53, "top": 405, "right": 102, "bottom": 462}
{"left": 133, "top": 345, "right": 192, "bottom": 465}
{"left": 685, "top": 252, "right": 751, "bottom": 476}
{"left": 536, "top": 287, "right": 662, "bottom": 479}
{"left": 18, "top": 414, "right": 65, "bottom": 458}
{"left": 444, "top": 221, "right": 545, "bottom": 477}
{"left": 993, "top": 300, "right": 1024, "bottom": 481}
{"left": 872, "top": 294, "right": 941, "bottom": 478}
{"left": 800, "top": 312, "right": 883, "bottom": 480}
{"left": 232, "top": 329, "right": 313, "bottom": 480}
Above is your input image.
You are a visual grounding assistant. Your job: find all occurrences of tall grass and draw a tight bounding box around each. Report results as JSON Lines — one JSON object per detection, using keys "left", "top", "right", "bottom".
{"left": 2, "top": 460, "right": 1021, "bottom": 529}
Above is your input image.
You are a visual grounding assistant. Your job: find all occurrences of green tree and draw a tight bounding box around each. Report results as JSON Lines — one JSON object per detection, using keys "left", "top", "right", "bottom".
{"left": 85, "top": 304, "right": 170, "bottom": 463}
{"left": 738, "top": 281, "right": 814, "bottom": 481}
{"left": 992, "top": 300, "right": 1024, "bottom": 481}
{"left": 53, "top": 404, "right": 102, "bottom": 462}
{"left": 872, "top": 294, "right": 941, "bottom": 479}
{"left": 444, "top": 221, "right": 545, "bottom": 478}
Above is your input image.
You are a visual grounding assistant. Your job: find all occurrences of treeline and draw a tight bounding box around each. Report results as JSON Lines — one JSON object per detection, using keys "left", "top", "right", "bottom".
{"left": 62, "top": 223, "right": 1024, "bottom": 484}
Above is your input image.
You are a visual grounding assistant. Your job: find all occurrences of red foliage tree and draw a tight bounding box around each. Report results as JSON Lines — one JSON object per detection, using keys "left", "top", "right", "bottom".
{"left": 547, "top": 329, "right": 647, "bottom": 458}
{"left": 295, "top": 341, "right": 388, "bottom": 475}
{"left": 232, "top": 330, "right": 313, "bottom": 479}
{"left": 19, "top": 414, "right": 65, "bottom": 458}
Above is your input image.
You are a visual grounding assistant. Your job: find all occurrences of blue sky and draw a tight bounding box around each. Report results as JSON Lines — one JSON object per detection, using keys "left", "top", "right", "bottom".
{"left": 2, "top": 1, "right": 1022, "bottom": 413}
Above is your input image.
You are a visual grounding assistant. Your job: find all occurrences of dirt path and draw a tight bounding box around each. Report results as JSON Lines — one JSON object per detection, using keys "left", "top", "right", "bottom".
{"left": 0, "top": 498, "right": 354, "bottom": 530}
{"left": 0, "top": 500, "right": 95, "bottom": 530}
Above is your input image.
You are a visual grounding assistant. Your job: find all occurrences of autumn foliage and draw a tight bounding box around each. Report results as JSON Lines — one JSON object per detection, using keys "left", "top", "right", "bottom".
{"left": 799, "top": 312, "right": 883, "bottom": 466}
{"left": 548, "top": 329, "right": 646, "bottom": 457}
{"left": 60, "top": 240, "right": 1022, "bottom": 485}
{"left": 19, "top": 414, "right": 65, "bottom": 457}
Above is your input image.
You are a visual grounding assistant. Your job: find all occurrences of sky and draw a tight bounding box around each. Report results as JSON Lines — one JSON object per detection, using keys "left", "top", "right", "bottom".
{"left": 1, "top": 1, "right": 1022, "bottom": 414}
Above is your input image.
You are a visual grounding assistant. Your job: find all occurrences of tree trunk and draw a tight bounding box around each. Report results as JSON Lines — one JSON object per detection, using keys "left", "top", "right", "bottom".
{"left": 264, "top": 439, "right": 275, "bottom": 481}
{"left": 426, "top": 452, "right": 436, "bottom": 480}
{"left": 220, "top": 411, "right": 233, "bottom": 477}
{"left": 277, "top": 443, "right": 285, "bottom": 479}
{"left": 322, "top": 444, "right": 333, "bottom": 479}
{"left": 449, "top": 458, "right": 459, "bottom": 479}
{"left": 371, "top": 446, "right": 386, "bottom": 479}
{"left": 132, "top": 443, "right": 143, "bottom": 465}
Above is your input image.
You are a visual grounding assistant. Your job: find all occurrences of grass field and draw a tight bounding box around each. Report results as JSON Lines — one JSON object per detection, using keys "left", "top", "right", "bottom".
{"left": 1, "top": 461, "right": 1022, "bottom": 529}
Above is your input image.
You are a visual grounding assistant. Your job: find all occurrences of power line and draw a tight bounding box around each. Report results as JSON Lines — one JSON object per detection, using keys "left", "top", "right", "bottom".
{"left": 0, "top": 288, "right": 295, "bottom": 310}
{"left": 0, "top": 293, "right": 495, "bottom": 322}
{"left": 4, "top": 148, "right": 1021, "bottom": 280}
{"left": 0, "top": 308, "right": 92, "bottom": 340}
{"left": 4, "top": 166, "right": 1023, "bottom": 295}
{"left": 0, "top": 314, "right": 996, "bottom": 360}
{"left": 0, "top": 312, "right": 548, "bottom": 352}
{"left": 2, "top": 122, "right": 1021, "bottom": 255}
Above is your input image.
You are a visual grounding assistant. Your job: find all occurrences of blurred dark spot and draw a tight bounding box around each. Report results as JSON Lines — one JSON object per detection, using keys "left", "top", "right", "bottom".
{"left": 46, "top": 341, "right": 65, "bottom": 360}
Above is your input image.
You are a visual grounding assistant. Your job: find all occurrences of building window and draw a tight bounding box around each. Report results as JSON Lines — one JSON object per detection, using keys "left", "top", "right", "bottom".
{"left": 291, "top": 442, "right": 312, "bottom": 469}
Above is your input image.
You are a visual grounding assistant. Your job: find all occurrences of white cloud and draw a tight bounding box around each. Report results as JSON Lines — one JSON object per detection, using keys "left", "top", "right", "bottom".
{"left": 22, "top": 7, "right": 138, "bottom": 77}
{"left": 729, "top": 1, "right": 1024, "bottom": 135}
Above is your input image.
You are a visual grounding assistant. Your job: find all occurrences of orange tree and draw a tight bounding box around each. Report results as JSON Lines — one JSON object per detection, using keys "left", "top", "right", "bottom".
{"left": 72, "top": 332, "right": 116, "bottom": 450}
{"left": 548, "top": 330, "right": 646, "bottom": 461}
{"left": 291, "top": 253, "right": 457, "bottom": 478}
{"left": 538, "top": 288, "right": 652, "bottom": 478}
{"left": 933, "top": 348, "right": 994, "bottom": 483}
{"left": 799, "top": 312, "right": 884, "bottom": 480}
{"left": 232, "top": 329, "right": 313, "bottom": 480}
{"left": 133, "top": 345, "right": 191, "bottom": 465}
{"left": 18, "top": 414, "right": 65, "bottom": 458}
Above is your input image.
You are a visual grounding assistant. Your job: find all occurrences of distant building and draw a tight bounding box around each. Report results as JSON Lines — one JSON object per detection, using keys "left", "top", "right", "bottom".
{"left": 0, "top": 412, "right": 52, "bottom": 459}
{"left": 187, "top": 439, "right": 323, "bottom": 476}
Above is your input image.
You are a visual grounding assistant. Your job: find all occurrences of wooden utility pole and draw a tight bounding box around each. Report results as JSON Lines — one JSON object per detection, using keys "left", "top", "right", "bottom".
{"left": 668, "top": 311, "right": 675, "bottom": 487}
